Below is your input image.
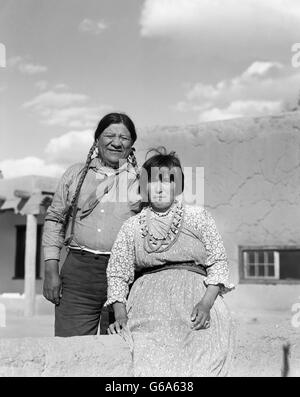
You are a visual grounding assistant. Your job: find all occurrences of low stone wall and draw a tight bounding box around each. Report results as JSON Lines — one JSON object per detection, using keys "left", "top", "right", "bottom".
{"left": 0, "top": 335, "right": 133, "bottom": 377}
{"left": 1, "top": 315, "right": 299, "bottom": 377}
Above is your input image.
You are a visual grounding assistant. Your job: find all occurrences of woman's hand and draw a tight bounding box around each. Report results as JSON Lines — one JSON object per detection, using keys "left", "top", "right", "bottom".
{"left": 190, "top": 301, "right": 211, "bottom": 330}
{"left": 107, "top": 302, "right": 128, "bottom": 334}
{"left": 190, "top": 284, "right": 220, "bottom": 330}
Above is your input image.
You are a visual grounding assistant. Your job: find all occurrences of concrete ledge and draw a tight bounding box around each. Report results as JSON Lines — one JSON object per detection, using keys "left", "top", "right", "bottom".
{"left": 0, "top": 335, "right": 133, "bottom": 377}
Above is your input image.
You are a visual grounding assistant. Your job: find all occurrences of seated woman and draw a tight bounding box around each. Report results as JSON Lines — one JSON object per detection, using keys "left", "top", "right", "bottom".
{"left": 105, "top": 148, "right": 235, "bottom": 377}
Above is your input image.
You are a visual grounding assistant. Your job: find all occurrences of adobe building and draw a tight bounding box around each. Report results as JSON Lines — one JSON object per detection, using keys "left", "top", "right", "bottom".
{"left": 0, "top": 175, "right": 57, "bottom": 315}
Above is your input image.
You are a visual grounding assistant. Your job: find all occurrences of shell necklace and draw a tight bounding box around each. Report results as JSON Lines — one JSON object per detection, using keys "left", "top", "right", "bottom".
{"left": 140, "top": 201, "right": 184, "bottom": 253}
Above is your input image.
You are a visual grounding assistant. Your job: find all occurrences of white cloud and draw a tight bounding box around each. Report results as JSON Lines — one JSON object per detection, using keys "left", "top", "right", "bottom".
{"left": 35, "top": 80, "right": 48, "bottom": 91}
{"left": 19, "top": 63, "right": 47, "bottom": 75}
{"left": 45, "top": 130, "right": 94, "bottom": 166}
{"left": 0, "top": 129, "right": 98, "bottom": 178}
{"left": 0, "top": 157, "right": 64, "bottom": 178}
{"left": 174, "top": 61, "right": 300, "bottom": 121}
{"left": 54, "top": 83, "right": 69, "bottom": 90}
{"left": 242, "top": 61, "right": 283, "bottom": 79}
{"left": 140, "top": 0, "right": 300, "bottom": 65}
{"left": 7, "top": 56, "right": 22, "bottom": 67}
{"left": 140, "top": 0, "right": 300, "bottom": 38}
{"left": 79, "top": 18, "right": 108, "bottom": 35}
{"left": 45, "top": 106, "right": 110, "bottom": 129}
{"left": 7, "top": 56, "right": 48, "bottom": 75}
{"left": 35, "top": 82, "right": 68, "bottom": 92}
{"left": 22, "top": 88, "right": 111, "bottom": 129}
{"left": 23, "top": 90, "right": 89, "bottom": 109}
{"left": 198, "top": 100, "right": 283, "bottom": 122}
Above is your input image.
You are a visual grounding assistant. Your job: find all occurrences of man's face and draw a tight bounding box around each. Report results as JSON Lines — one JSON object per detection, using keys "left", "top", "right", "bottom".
{"left": 97, "top": 123, "right": 133, "bottom": 168}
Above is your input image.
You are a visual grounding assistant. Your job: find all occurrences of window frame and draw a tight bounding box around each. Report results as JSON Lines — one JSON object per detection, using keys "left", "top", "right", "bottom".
{"left": 239, "top": 245, "right": 300, "bottom": 285}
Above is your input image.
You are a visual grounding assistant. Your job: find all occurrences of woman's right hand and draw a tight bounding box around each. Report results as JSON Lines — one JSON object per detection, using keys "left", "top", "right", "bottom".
{"left": 107, "top": 302, "right": 128, "bottom": 334}
{"left": 107, "top": 317, "right": 128, "bottom": 334}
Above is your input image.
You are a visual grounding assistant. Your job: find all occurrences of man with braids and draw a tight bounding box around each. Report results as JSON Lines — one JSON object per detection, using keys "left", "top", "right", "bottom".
{"left": 42, "top": 113, "right": 140, "bottom": 337}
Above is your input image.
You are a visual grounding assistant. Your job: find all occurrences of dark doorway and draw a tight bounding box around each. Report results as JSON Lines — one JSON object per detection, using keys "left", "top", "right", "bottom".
{"left": 14, "top": 224, "right": 42, "bottom": 279}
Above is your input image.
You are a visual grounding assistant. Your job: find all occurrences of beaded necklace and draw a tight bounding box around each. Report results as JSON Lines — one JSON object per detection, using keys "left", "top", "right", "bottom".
{"left": 140, "top": 201, "right": 184, "bottom": 253}
{"left": 149, "top": 204, "right": 173, "bottom": 218}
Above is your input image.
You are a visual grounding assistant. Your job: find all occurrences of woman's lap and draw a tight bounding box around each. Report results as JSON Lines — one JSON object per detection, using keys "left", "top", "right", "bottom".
{"left": 126, "top": 270, "right": 235, "bottom": 376}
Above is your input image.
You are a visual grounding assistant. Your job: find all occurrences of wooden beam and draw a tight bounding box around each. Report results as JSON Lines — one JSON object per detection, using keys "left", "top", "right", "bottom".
{"left": 24, "top": 214, "right": 37, "bottom": 317}
{"left": 14, "top": 190, "right": 31, "bottom": 199}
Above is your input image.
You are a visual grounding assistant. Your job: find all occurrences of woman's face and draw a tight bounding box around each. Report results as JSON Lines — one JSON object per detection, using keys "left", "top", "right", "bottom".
{"left": 98, "top": 123, "right": 133, "bottom": 168}
{"left": 148, "top": 168, "right": 177, "bottom": 211}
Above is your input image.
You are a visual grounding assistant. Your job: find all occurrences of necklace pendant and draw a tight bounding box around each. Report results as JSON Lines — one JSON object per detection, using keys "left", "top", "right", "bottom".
{"left": 140, "top": 203, "right": 184, "bottom": 253}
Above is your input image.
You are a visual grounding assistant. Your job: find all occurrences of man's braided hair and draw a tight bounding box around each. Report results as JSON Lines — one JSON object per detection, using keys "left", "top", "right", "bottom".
{"left": 63, "top": 113, "right": 138, "bottom": 228}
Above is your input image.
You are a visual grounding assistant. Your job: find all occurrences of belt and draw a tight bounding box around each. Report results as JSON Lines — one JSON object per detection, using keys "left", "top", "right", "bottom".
{"left": 68, "top": 246, "right": 111, "bottom": 258}
{"left": 136, "top": 261, "right": 207, "bottom": 277}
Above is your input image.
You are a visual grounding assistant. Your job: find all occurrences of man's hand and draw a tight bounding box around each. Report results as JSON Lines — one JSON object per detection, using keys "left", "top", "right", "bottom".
{"left": 107, "top": 302, "right": 128, "bottom": 334}
{"left": 43, "top": 260, "right": 62, "bottom": 305}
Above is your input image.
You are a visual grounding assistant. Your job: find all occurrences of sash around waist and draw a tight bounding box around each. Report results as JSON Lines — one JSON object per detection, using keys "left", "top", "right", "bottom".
{"left": 136, "top": 261, "right": 207, "bottom": 277}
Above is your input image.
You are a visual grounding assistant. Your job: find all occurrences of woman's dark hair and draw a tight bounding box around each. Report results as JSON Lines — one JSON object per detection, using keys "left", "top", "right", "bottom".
{"left": 94, "top": 112, "right": 137, "bottom": 143}
{"left": 63, "top": 112, "right": 138, "bottom": 238}
{"left": 139, "top": 147, "right": 184, "bottom": 205}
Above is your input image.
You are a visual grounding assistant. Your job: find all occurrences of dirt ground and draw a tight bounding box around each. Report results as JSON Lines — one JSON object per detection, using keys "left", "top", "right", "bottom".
{"left": 230, "top": 309, "right": 300, "bottom": 376}
{"left": 0, "top": 308, "right": 299, "bottom": 377}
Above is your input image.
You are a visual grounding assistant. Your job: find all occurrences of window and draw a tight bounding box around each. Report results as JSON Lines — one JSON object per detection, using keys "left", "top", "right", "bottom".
{"left": 239, "top": 246, "right": 300, "bottom": 284}
{"left": 14, "top": 225, "right": 42, "bottom": 279}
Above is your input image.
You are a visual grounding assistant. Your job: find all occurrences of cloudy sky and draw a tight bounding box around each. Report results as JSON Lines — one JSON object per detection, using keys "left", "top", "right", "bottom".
{"left": 0, "top": 0, "right": 300, "bottom": 177}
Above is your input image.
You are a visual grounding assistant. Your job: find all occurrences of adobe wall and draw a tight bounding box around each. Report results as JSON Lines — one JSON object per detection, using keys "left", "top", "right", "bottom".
{"left": 135, "top": 111, "right": 300, "bottom": 311}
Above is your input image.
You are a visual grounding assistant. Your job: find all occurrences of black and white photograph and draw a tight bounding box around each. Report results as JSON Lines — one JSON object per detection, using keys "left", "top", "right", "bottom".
{"left": 0, "top": 0, "right": 300, "bottom": 380}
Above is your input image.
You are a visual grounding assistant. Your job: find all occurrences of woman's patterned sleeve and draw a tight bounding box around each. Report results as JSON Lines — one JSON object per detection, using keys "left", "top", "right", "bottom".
{"left": 195, "top": 208, "right": 234, "bottom": 294}
{"left": 104, "top": 217, "right": 136, "bottom": 307}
